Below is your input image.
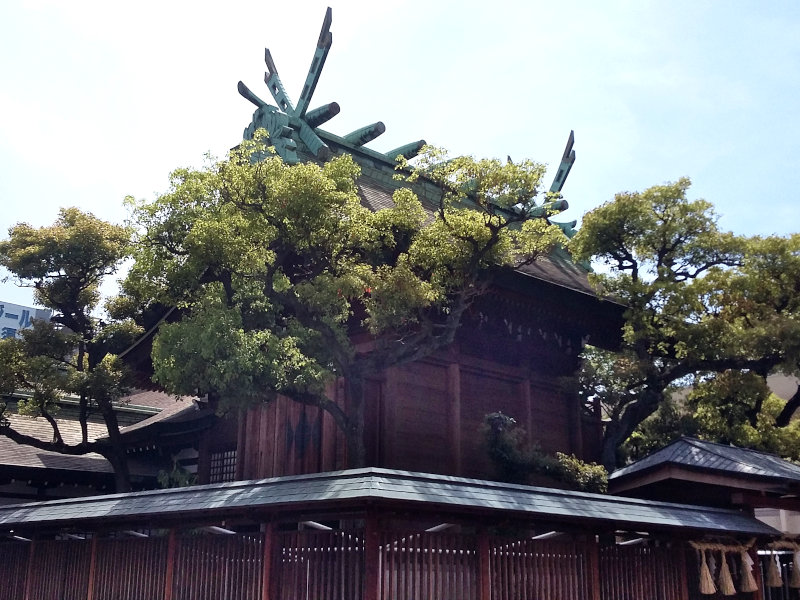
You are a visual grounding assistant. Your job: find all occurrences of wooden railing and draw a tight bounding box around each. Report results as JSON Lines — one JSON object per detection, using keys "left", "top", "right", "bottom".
{"left": 174, "top": 533, "right": 264, "bottom": 600}
{"left": 0, "top": 529, "right": 691, "bottom": 600}
{"left": 379, "top": 532, "right": 479, "bottom": 600}
{"left": 491, "top": 538, "right": 591, "bottom": 600}
{"left": 273, "top": 530, "right": 363, "bottom": 600}
{"left": 599, "top": 544, "right": 687, "bottom": 600}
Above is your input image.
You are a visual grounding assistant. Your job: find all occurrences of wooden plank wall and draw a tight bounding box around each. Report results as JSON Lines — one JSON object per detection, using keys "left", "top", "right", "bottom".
{"left": 239, "top": 382, "right": 345, "bottom": 479}
{"left": 2, "top": 533, "right": 691, "bottom": 600}
{"left": 93, "top": 538, "right": 168, "bottom": 600}
{"left": 490, "top": 538, "right": 591, "bottom": 600}
{"left": 0, "top": 541, "right": 29, "bottom": 600}
{"left": 382, "top": 363, "right": 452, "bottom": 473}
{"left": 379, "top": 531, "right": 479, "bottom": 600}
{"left": 273, "top": 530, "right": 364, "bottom": 600}
{"left": 599, "top": 544, "right": 686, "bottom": 600}
{"left": 384, "top": 359, "right": 576, "bottom": 480}
{"left": 173, "top": 533, "right": 264, "bottom": 600}
{"left": 230, "top": 339, "right": 587, "bottom": 481}
{"left": 25, "top": 539, "right": 91, "bottom": 600}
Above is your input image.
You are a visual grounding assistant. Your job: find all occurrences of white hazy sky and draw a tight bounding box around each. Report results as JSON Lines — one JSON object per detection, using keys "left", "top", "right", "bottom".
{"left": 2, "top": 0, "right": 799, "bottom": 307}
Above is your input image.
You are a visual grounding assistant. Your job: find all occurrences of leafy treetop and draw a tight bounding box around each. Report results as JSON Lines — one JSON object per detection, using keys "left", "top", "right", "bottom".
{"left": 122, "top": 134, "right": 566, "bottom": 466}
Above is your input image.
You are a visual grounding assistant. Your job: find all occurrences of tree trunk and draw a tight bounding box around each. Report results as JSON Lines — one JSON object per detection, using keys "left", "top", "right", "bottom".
{"left": 775, "top": 385, "right": 800, "bottom": 427}
{"left": 601, "top": 388, "right": 663, "bottom": 472}
{"left": 96, "top": 399, "right": 133, "bottom": 492}
{"left": 104, "top": 448, "right": 133, "bottom": 493}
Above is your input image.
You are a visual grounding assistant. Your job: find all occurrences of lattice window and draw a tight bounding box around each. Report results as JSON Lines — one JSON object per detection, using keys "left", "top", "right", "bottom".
{"left": 209, "top": 449, "right": 237, "bottom": 483}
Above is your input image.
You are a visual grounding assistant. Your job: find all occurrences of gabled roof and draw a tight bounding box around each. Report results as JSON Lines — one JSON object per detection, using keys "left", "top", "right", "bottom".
{"left": 611, "top": 437, "right": 800, "bottom": 484}
{"left": 0, "top": 467, "right": 777, "bottom": 537}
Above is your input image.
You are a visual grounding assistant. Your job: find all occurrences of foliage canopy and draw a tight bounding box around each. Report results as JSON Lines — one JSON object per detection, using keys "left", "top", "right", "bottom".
{"left": 571, "top": 179, "right": 800, "bottom": 468}
{"left": 123, "top": 134, "right": 567, "bottom": 466}
{"left": 0, "top": 208, "right": 139, "bottom": 491}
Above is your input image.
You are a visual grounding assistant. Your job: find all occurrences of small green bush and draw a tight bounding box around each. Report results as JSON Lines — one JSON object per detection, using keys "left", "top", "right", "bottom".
{"left": 483, "top": 412, "right": 608, "bottom": 493}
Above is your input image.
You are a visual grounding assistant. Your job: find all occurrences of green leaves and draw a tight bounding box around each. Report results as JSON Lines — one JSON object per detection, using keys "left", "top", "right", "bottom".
{"left": 573, "top": 179, "right": 800, "bottom": 467}
{"left": 0, "top": 208, "right": 131, "bottom": 320}
{"left": 127, "top": 136, "right": 565, "bottom": 463}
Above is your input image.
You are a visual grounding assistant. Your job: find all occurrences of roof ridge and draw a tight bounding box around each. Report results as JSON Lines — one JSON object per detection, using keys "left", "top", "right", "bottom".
{"left": 684, "top": 437, "right": 789, "bottom": 473}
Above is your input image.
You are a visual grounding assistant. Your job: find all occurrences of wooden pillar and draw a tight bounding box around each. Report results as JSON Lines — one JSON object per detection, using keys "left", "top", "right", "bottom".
{"left": 23, "top": 539, "right": 35, "bottom": 600}
{"left": 163, "top": 529, "right": 177, "bottom": 600}
{"left": 522, "top": 378, "right": 532, "bottom": 451}
{"left": 235, "top": 409, "right": 247, "bottom": 480}
{"left": 364, "top": 513, "right": 380, "bottom": 600}
{"left": 448, "top": 363, "right": 462, "bottom": 475}
{"left": 586, "top": 536, "right": 601, "bottom": 600}
{"left": 678, "top": 543, "right": 690, "bottom": 600}
{"left": 750, "top": 546, "right": 765, "bottom": 600}
{"left": 86, "top": 536, "right": 98, "bottom": 600}
{"left": 478, "top": 529, "right": 491, "bottom": 600}
{"left": 261, "top": 522, "right": 275, "bottom": 600}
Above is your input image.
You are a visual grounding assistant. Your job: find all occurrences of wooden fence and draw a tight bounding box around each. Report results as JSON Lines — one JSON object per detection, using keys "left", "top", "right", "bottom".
{"left": 0, "top": 529, "right": 691, "bottom": 600}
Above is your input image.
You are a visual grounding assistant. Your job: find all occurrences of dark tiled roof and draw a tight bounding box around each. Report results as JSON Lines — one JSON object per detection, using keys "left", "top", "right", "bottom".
{"left": 0, "top": 414, "right": 112, "bottom": 474}
{"left": 120, "top": 389, "right": 192, "bottom": 411}
{"left": 611, "top": 438, "right": 800, "bottom": 483}
{"left": 517, "top": 250, "right": 597, "bottom": 296}
{"left": 0, "top": 414, "right": 157, "bottom": 479}
{"left": 0, "top": 468, "right": 777, "bottom": 536}
{"left": 118, "top": 397, "right": 201, "bottom": 436}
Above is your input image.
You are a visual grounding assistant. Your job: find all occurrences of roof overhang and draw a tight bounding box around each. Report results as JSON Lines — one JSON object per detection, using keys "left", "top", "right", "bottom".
{"left": 0, "top": 468, "right": 777, "bottom": 538}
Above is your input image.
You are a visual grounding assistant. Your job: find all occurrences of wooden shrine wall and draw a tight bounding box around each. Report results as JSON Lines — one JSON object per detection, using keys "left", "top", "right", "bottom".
{"left": 0, "top": 531, "right": 691, "bottom": 600}
{"left": 234, "top": 345, "right": 589, "bottom": 481}
{"left": 237, "top": 380, "right": 346, "bottom": 480}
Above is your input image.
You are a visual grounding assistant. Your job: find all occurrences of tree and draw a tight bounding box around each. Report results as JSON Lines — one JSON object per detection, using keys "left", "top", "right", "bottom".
{"left": 0, "top": 208, "right": 140, "bottom": 492}
{"left": 122, "top": 135, "right": 566, "bottom": 467}
{"left": 570, "top": 179, "right": 800, "bottom": 469}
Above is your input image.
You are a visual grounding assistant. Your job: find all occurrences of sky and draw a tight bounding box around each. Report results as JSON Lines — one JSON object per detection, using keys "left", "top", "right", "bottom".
{"left": 1, "top": 0, "right": 799, "bottom": 308}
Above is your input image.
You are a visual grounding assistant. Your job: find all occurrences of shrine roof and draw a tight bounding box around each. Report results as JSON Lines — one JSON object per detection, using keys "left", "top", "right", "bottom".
{"left": 235, "top": 8, "right": 605, "bottom": 302}
{"left": 610, "top": 437, "right": 800, "bottom": 484}
{"left": 0, "top": 414, "right": 111, "bottom": 474}
{"left": 0, "top": 468, "right": 777, "bottom": 537}
{"left": 0, "top": 413, "right": 154, "bottom": 478}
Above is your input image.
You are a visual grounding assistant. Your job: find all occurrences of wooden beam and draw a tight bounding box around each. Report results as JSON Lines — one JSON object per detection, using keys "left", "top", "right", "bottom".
{"left": 610, "top": 465, "right": 782, "bottom": 495}
{"left": 261, "top": 522, "right": 274, "bottom": 600}
{"left": 364, "top": 512, "right": 380, "bottom": 600}
{"left": 751, "top": 547, "right": 765, "bottom": 600}
{"left": 732, "top": 491, "right": 800, "bottom": 511}
{"left": 522, "top": 378, "right": 532, "bottom": 454}
{"left": 235, "top": 409, "right": 246, "bottom": 481}
{"left": 86, "top": 536, "right": 98, "bottom": 600}
{"left": 586, "top": 536, "right": 601, "bottom": 600}
{"left": 478, "top": 528, "right": 491, "bottom": 600}
{"left": 448, "top": 363, "right": 462, "bottom": 476}
{"left": 23, "top": 539, "right": 35, "bottom": 600}
{"left": 679, "top": 542, "right": 689, "bottom": 600}
{"left": 163, "top": 529, "right": 177, "bottom": 600}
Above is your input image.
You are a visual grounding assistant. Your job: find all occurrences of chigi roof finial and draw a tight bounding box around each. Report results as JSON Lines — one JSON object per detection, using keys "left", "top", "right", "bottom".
{"left": 237, "top": 7, "right": 425, "bottom": 164}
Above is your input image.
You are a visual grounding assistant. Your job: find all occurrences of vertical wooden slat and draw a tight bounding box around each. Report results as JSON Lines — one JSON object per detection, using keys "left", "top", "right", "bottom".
{"left": 86, "top": 536, "right": 98, "bottom": 600}
{"left": 164, "top": 529, "right": 177, "bottom": 600}
{"left": 479, "top": 530, "right": 491, "bottom": 600}
{"left": 23, "top": 539, "right": 35, "bottom": 600}
{"left": 750, "top": 546, "right": 764, "bottom": 600}
{"left": 235, "top": 408, "right": 247, "bottom": 480}
{"left": 448, "top": 363, "right": 462, "bottom": 476}
{"left": 262, "top": 523, "right": 274, "bottom": 600}
{"left": 364, "top": 515, "right": 379, "bottom": 600}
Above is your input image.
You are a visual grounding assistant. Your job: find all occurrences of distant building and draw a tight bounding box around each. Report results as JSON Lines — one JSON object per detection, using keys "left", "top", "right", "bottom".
{"left": 0, "top": 301, "right": 51, "bottom": 340}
